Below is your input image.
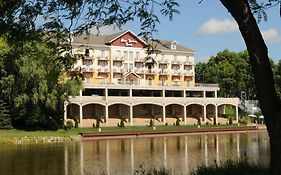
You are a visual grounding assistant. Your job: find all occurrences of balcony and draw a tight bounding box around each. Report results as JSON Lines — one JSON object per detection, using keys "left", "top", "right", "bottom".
{"left": 97, "top": 56, "right": 109, "bottom": 61}
{"left": 172, "top": 70, "right": 182, "bottom": 76}
{"left": 98, "top": 66, "right": 109, "bottom": 73}
{"left": 183, "top": 61, "right": 194, "bottom": 65}
{"left": 113, "top": 67, "right": 123, "bottom": 73}
{"left": 113, "top": 57, "right": 124, "bottom": 62}
{"left": 183, "top": 70, "right": 194, "bottom": 76}
{"left": 171, "top": 60, "right": 182, "bottom": 65}
{"left": 146, "top": 68, "right": 157, "bottom": 75}
{"left": 134, "top": 58, "right": 144, "bottom": 63}
{"left": 159, "top": 69, "right": 169, "bottom": 76}
{"left": 158, "top": 59, "right": 168, "bottom": 64}
{"left": 135, "top": 68, "right": 145, "bottom": 74}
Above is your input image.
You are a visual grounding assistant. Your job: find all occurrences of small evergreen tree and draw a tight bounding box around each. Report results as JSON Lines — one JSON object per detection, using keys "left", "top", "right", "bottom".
{"left": 0, "top": 99, "right": 12, "bottom": 129}
{"left": 96, "top": 115, "right": 100, "bottom": 128}
{"left": 176, "top": 117, "right": 180, "bottom": 126}
{"left": 120, "top": 117, "right": 125, "bottom": 127}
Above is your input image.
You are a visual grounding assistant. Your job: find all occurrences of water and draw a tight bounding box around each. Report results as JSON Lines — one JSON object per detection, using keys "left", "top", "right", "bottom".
{"left": 0, "top": 131, "right": 269, "bottom": 175}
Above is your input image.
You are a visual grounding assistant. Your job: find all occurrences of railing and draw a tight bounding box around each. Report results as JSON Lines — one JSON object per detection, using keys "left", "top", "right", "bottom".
{"left": 158, "top": 59, "right": 168, "bottom": 64}
{"left": 113, "top": 67, "right": 123, "bottom": 73}
{"left": 113, "top": 57, "right": 124, "bottom": 61}
{"left": 195, "top": 83, "right": 219, "bottom": 88}
{"left": 97, "top": 56, "right": 109, "bottom": 61}
{"left": 171, "top": 60, "right": 182, "bottom": 65}
{"left": 134, "top": 58, "right": 144, "bottom": 62}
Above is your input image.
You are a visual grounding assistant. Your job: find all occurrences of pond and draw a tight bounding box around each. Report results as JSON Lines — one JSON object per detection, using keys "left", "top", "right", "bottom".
{"left": 0, "top": 131, "right": 269, "bottom": 175}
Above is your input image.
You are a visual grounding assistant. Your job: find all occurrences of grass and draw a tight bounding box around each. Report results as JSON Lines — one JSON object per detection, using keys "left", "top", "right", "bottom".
{"left": 0, "top": 124, "right": 245, "bottom": 144}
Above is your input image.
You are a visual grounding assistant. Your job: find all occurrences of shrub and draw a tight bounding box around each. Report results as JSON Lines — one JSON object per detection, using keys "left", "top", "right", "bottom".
{"left": 229, "top": 117, "right": 233, "bottom": 125}
{"left": 120, "top": 117, "right": 125, "bottom": 127}
{"left": 66, "top": 120, "right": 74, "bottom": 130}
{"left": 149, "top": 119, "right": 155, "bottom": 127}
{"left": 96, "top": 115, "right": 100, "bottom": 128}
{"left": 175, "top": 117, "right": 180, "bottom": 126}
{"left": 197, "top": 118, "right": 201, "bottom": 126}
{"left": 213, "top": 118, "right": 217, "bottom": 125}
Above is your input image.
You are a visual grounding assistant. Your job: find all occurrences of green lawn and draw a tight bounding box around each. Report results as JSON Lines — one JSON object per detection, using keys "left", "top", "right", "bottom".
{"left": 0, "top": 124, "right": 243, "bottom": 137}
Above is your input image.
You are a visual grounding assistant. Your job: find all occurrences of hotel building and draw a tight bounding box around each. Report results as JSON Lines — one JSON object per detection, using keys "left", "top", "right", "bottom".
{"left": 65, "top": 30, "right": 239, "bottom": 127}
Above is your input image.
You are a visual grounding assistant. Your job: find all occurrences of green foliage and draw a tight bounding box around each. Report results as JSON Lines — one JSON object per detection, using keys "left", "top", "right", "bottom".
{"left": 197, "top": 118, "right": 201, "bottom": 126}
{"left": 0, "top": 35, "right": 82, "bottom": 130}
{"left": 190, "top": 160, "right": 269, "bottom": 175}
{"left": 135, "top": 166, "right": 172, "bottom": 175}
{"left": 0, "top": 99, "right": 12, "bottom": 129}
{"left": 196, "top": 50, "right": 256, "bottom": 98}
{"left": 149, "top": 119, "right": 155, "bottom": 127}
{"left": 120, "top": 117, "right": 125, "bottom": 127}
{"left": 239, "top": 115, "right": 251, "bottom": 125}
{"left": 96, "top": 115, "right": 100, "bottom": 128}
{"left": 175, "top": 117, "right": 180, "bottom": 126}
{"left": 228, "top": 117, "right": 233, "bottom": 125}
{"left": 63, "top": 120, "right": 74, "bottom": 131}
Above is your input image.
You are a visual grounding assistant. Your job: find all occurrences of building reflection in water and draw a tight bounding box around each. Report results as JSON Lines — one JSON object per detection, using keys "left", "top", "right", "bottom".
{"left": 0, "top": 131, "right": 268, "bottom": 175}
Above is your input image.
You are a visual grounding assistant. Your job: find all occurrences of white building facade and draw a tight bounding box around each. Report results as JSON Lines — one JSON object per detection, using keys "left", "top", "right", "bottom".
{"left": 65, "top": 30, "right": 239, "bottom": 127}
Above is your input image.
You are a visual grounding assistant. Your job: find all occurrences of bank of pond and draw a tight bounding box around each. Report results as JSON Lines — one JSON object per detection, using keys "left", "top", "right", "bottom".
{"left": 0, "top": 130, "right": 269, "bottom": 175}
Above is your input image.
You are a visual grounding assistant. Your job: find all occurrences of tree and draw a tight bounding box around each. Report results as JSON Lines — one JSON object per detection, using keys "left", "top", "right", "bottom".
{"left": 219, "top": 0, "right": 281, "bottom": 173}
{"left": 196, "top": 50, "right": 256, "bottom": 98}
{"left": 0, "top": 35, "right": 82, "bottom": 130}
{"left": 0, "top": 99, "right": 12, "bottom": 129}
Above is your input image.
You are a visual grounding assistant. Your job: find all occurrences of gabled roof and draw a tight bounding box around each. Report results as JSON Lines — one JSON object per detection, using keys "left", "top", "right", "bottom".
{"left": 72, "top": 30, "right": 147, "bottom": 46}
{"left": 147, "top": 39, "right": 195, "bottom": 53}
{"left": 123, "top": 71, "right": 140, "bottom": 78}
{"left": 105, "top": 30, "right": 147, "bottom": 45}
{"left": 71, "top": 30, "right": 195, "bottom": 53}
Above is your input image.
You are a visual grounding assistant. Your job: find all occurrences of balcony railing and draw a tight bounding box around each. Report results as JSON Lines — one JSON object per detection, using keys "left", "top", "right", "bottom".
{"left": 97, "top": 56, "right": 109, "bottom": 61}
{"left": 98, "top": 66, "right": 109, "bottom": 73}
{"left": 134, "top": 58, "right": 144, "bottom": 62}
{"left": 183, "top": 70, "right": 194, "bottom": 76}
{"left": 113, "top": 57, "right": 124, "bottom": 61}
{"left": 183, "top": 61, "right": 194, "bottom": 65}
{"left": 172, "top": 70, "right": 182, "bottom": 76}
{"left": 158, "top": 59, "right": 168, "bottom": 64}
{"left": 113, "top": 67, "right": 123, "bottom": 73}
{"left": 171, "top": 60, "right": 182, "bottom": 65}
{"left": 195, "top": 83, "right": 219, "bottom": 88}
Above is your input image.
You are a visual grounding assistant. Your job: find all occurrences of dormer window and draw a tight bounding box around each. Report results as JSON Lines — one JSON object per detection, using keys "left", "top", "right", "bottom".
{"left": 171, "top": 41, "right": 178, "bottom": 50}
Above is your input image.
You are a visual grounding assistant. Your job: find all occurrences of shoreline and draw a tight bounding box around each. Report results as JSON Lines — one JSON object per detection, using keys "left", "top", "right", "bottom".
{"left": 0, "top": 125, "right": 267, "bottom": 144}
{"left": 80, "top": 125, "right": 266, "bottom": 140}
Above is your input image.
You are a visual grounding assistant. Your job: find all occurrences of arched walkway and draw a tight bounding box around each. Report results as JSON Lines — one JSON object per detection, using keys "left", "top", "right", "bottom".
{"left": 217, "top": 104, "right": 238, "bottom": 124}
{"left": 82, "top": 104, "right": 105, "bottom": 127}
{"left": 186, "top": 104, "right": 204, "bottom": 125}
{"left": 133, "top": 104, "right": 163, "bottom": 126}
{"left": 108, "top": 104, "right": 130, "bottom": 126}
{"left": 166, "top": 104, "right": 184, "bottom": 125}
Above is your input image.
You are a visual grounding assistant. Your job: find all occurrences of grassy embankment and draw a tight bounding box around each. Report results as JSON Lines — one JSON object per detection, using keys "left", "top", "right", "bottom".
{"left": 0, "top": 124, "right": 244, "bottom": 144}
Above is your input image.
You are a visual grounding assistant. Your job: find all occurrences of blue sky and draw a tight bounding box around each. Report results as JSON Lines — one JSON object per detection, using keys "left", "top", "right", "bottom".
{"left": 97, "top": 1, "right": 281, "bottom": 63}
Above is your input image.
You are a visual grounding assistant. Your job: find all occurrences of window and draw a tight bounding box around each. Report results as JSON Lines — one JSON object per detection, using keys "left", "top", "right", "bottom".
{"left": 116, "top": 50, "right": 121, "bottom": 58}
{"left": 101, "top": 50, "right": 105, "bottom": 58}
{"left": 129, "top": 51, "right": 133, "bottom": 61}
{"left": 174, "top": 55, "right": 177, "bottom": 61}
{"left": 123, "top": 51, "right": 128, "bottom": 60}
{"left": 136, "top": 52, "right": 140, "bottom": 60}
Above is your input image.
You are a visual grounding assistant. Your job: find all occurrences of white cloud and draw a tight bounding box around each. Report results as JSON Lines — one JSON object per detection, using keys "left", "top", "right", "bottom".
{"left": 261, "top": 28, "right": 281, "bottom": 44}
{"left": 197, "top": 18, "right": 239, "bottom": 36}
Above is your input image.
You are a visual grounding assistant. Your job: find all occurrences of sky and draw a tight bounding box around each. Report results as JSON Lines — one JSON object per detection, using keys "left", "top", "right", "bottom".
{"left": 95, "top": 0, "right": 281, "bottom": 63}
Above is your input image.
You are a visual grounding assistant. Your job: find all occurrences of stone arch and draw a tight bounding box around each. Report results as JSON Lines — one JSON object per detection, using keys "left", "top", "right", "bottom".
{"left": 133, "top": 104, "right": 163, "bottom": 126}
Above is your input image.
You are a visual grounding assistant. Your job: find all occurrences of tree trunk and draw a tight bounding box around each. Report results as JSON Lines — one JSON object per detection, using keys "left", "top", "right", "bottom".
{"left": 219, "top": 0, "right": 281, "bottom": 173}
